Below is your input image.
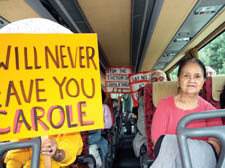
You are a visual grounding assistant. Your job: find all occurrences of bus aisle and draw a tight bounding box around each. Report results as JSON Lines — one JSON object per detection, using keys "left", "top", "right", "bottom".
{"left": 113, "top": 132, "right": 140, "bottom": 168}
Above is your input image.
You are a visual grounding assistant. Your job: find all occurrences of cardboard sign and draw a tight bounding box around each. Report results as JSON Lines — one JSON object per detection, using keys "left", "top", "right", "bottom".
{"left": 129, "top": 71, "right": 152, "bottom": 107}
{"left": 105, "top": 66, "right": 132, "bottom": 93}
{"left": 0, "top": 34, "right": 104, "bottom": 141}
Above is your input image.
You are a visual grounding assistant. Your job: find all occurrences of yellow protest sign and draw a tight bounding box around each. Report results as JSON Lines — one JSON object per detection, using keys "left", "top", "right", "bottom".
{"left": 0, "top": 34, "right": 103, "bottom": 141}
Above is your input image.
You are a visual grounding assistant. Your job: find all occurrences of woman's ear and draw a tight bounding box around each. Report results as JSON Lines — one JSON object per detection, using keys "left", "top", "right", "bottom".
{"left": 200, "top": 78, "right": 206, "bottom": 89}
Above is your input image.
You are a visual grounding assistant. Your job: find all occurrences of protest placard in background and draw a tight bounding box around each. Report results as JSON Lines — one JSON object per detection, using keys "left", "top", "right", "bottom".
{"left": 105, "top": 66, "right": 132, "bottom": 94}
{"left": 129, "top": 71, "right": 152, "bottom": 107}
{"left": 0, "top": 34, "right": 103, "bottom": 141}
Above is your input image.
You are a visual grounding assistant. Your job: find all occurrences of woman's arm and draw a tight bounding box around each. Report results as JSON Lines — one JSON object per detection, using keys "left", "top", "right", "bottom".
{"left": 205, "top": 103, "right": 222, "bottom": 156}
{"left": 104, "top": 104, "right": 113, "bottom": 129}
{"left": 41, "top": 132, "right": 83, "bottom": 166}
{"left": 208, "top": 137, "right": 221, "bottom": 155}
{"left": 5, "top": 159, "right": 23, "bottom": 168}
{"left": 5, "top": 148, "right": 30, "bottom": 168}
{"left": 54, "top": 132, "right": 83, "bottom": 166}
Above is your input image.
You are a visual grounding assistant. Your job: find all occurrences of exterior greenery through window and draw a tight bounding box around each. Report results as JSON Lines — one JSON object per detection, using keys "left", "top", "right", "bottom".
{"left": 198, "top": 30, "right": 225, "bottom": 74}
{"left": 170, "top": 30, "right": 225, "bottom": 81}
{"left": 170, "top": 66, "right": 178, "bottom": 81}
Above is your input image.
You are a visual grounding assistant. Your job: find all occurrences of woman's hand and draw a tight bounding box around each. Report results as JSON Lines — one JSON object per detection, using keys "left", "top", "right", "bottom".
{"left": 41, "top": 139, "right": 58, "bottom": 158}
{"left": 41, "top": 139, "right": 65, "bottom": 162}
{"left": 208, "top": 137, "right": 221, "bottom": 155}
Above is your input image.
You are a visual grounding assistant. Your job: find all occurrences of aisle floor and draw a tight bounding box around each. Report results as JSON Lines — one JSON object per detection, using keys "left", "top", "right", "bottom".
{"left": 113, "top": 134, "right": 140, "bottom": 168}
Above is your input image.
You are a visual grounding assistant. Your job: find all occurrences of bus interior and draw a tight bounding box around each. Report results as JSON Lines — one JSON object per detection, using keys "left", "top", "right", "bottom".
{"left": 0, "top": 0, "right": 225, "bottom": 168}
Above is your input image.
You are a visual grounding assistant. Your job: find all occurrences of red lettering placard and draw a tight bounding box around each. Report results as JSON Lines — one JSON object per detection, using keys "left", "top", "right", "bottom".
{"left": 0, "top": 34, "right": 103, "bottom": 142}
{"left": 105, "top": 66, "right": 132, "bottom": 94}
{"left": 129, "top": 71, "right": 152, "bottom": 107}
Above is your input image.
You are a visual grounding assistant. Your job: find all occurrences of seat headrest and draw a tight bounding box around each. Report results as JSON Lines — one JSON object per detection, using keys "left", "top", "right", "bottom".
{"left": 212, "top": 75, "right": 225, "bottom": 101}
{"left": 152, "top": 81, "right": 179, "bottom": 107}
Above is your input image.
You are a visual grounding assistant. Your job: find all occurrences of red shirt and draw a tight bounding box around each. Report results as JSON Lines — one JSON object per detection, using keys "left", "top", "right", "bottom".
{"left": 151, "top": 95, "right": 222, "bottom": 143}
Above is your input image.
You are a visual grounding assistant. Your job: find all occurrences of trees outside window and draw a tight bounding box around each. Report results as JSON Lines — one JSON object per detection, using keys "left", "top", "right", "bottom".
{"left": 198, "top": 31, "right": 225, "bottom": 75}
{"left": 170, "top": 66, "right": 178, "bottom": 81}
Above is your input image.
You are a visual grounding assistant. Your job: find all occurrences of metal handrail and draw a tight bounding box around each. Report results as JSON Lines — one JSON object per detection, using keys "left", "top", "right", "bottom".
{"left": 177, "top": 109, "right": 225, "bottom": 168}
{"left": 0, "top": 137, "right": 41, "bottom": 168}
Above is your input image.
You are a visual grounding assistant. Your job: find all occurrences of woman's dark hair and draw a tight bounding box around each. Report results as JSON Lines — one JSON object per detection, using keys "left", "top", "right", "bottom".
{"left": 177, "top": 57, "right": 207, "bottom": 79}
{"left": 220, "top": 84, "right": 225, "bottom": 109}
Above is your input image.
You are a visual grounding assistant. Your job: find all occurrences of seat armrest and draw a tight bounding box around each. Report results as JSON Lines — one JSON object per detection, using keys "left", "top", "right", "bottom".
{"left": 140, "top": 144, "right": 147, "bottom": 155}
{"left": 140, "top": 153, "right": 154, "bottom": 168}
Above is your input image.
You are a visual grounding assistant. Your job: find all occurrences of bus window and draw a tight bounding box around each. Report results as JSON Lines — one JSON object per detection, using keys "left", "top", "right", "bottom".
{"left": 111, "top": 94, "right": 123, "bottom": 99}
{"left": 198, "top": 30, "right": 225, "bottom": 75}
{"left": 169, "top": 66, "right": 178, "bottom": 81}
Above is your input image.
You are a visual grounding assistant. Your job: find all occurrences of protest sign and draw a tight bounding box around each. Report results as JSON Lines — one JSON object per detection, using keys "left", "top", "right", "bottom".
{"left": 105, "top": 66, "right": 132, "bottom": 93}
{"left": 0, "top": 33, "right": 103, "bottom": 141}
{"left": 129, "top": 71, "right": 152, "bottom": 107}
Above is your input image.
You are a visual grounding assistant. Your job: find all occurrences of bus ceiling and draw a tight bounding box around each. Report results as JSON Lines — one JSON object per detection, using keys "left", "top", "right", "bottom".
{"left": 0, "top": 0, "right": 225, "bottom": 73}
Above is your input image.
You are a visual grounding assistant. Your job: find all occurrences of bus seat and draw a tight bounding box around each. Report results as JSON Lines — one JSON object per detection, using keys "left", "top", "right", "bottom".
{"left": 81, "top": 132, "right": 89, "bottom": 156}
{"left": 105, "top": 97, "right": 121, "bottom": 151}
{"left": 102, "top": 100, "right": 119, "bottom": 167}
{"left": 74, "top": 131, "right": 96, "bottom": 168}
{"left": 177, "top": 109, "right": 225, "bottom": 168}
{"left": 141, "top": 81, "right": 179, "bottom": 167}
{"left": 201, "top": 75, "right": 225, "bottom": 109}
{"left": 145, "top": 81, "right": 179, "bottom": 155}
{"left": 152, "top": 81, "right": 179, "bottom": 108}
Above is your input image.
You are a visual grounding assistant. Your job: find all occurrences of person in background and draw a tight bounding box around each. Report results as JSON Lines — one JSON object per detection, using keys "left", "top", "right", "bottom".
{"left": 150, "top": 57, "right": 222, "bottom": 168}
{"left": 121, "top": 94, "right": 133, "bottom": 134}
{"left": 102, "top": 92, "right": 113, "bottom": 130}
{"left": 132, "top": 70, "right": 167, "bottom": 157}
{"left": 104, "top": 93, "right": 122, "bottom": 122}
{"left": 114, "top": 95, "right": 123, "bottom": 120}
{"left": 88, "top": 91, "right": 112, "bottom": 167}
{"left": 206, "top": 66, "right": 217, "bottom": 77}
{"left": 1, "top": 17, "right": 84, "bottom": 168}
{"left": 150, "top": 70, "right": 167, "bottom": 83}
{"left": 129, "top": 106, "right": 138, "bottom": 122}
{"left": 5, "top": 134, "right": 83, "bottom": 168}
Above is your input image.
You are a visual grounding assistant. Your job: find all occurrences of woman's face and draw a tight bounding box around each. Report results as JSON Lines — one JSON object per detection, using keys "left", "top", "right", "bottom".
{"left": 178, "top": 62, "right": 205, "bottom": 96}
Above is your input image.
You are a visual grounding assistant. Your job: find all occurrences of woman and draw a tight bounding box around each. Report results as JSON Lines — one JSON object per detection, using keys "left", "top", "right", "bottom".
{"left": 132, "top": 70, "right": 167, "bottom": 157}
{"left": 88, "top": 91, "right": 112, "bottom": 167}
{"left": 1, "top": 17, "right": 84, "bottom": 168}
{"left": 151, "top": 57, "right": 222, "bottom": 167}
{"left": 5, "top": 133, "right": 83, "bottom": 168}
{"left": 150, "top": 70, "right": 167, "bottom": 83}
